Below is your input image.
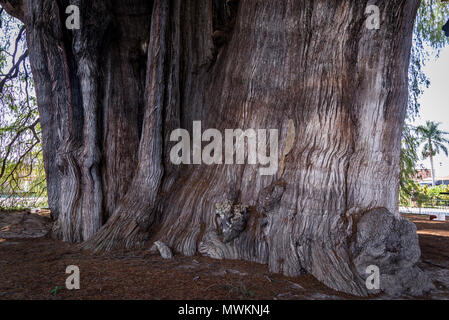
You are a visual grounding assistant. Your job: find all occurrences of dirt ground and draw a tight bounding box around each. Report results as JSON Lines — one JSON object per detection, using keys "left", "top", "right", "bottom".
{"left": 0, "top": 210, "right": 448, "bottom": 300}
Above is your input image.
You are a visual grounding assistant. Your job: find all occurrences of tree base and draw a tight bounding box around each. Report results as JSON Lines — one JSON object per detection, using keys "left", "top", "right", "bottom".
{"left": 351, "top": 208, "right": 435, "bottom": 296}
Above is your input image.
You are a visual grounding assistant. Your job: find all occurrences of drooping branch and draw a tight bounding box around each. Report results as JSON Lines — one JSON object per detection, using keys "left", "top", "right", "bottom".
{"left": 0, "top": 3, "right": 44, "bottom": 209}
{"left": 0, "top": 117, "right": 39, "bottom": 181}
{"left": 0, "top": 49, "right": 28, "bottom": 92}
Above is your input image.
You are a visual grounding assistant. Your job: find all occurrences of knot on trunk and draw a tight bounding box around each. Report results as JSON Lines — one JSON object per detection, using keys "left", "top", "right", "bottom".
{"left": 135, "top": 214, "right": 151, "bottom": 232}
{"left": 351, "top": 208, "right": 435, "bottom": 296}
{"left": 215, "top": 199, "right": 249, "bottom": 243}
{"left": 256, "top": 181, "right": 286, "bottom": 214}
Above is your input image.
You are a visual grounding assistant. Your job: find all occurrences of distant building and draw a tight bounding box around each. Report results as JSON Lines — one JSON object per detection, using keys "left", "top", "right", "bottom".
{"left": 414, "top": 169, "right": 432, "bottom": 181}
{"left": 414, "top": 169, "right": 449, "bottom": 186}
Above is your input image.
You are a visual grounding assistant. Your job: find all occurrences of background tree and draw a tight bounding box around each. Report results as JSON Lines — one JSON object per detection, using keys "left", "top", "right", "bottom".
{"left": 416, "top": 121, "right": 449, "bottom": 186}
{"left": 0, "top": 0, "right": 439, "bottom": 297}
{"left": 400, "top": 123, "right": 421, "bottom": 204}
{"left": 0, "top": 9, "right": 46, "bottom": 209}
{"left": 400, "top": 0, "right": 449, "bottom": 198}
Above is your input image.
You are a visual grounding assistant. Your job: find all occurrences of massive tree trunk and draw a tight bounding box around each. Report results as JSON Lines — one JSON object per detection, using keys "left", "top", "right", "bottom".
{"left": 1, "top": 0, "right": 434, "bottom": 296}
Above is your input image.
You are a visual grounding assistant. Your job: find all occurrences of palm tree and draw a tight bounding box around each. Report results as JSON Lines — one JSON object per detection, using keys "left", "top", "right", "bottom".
{"left": 416, "top": 121, "right": 449, "bottom": 186}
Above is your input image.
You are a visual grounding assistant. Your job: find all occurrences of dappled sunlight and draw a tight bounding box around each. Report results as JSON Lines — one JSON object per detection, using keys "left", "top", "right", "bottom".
{"left": 404, "top": 213, "right": 449, "bottom": 240}
{"left": 418, "top": 229, "right": 449, "bottom": 238}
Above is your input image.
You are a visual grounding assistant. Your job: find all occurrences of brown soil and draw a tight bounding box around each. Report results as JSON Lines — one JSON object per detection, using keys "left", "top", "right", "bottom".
{"left": 409, "top": 214, "right": 449, "bottom": 269}
{"left": 0, "top": 211, "right": 448, "bottom": 300}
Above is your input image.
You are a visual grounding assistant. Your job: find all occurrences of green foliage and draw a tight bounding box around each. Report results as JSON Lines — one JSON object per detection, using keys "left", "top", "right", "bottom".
{"left": 413, "top": 121, "right": 449, "bottom": 186}
{"left": 416, "top": 120, "right": 449, "bottom": 159}
{"left": 400, "top": 184, "right": 449, "bottom": 208}
{"left": 415, "top": 0, "right": 449, "bottom": 50}
{"left": 50, "top": 286, "right": 63, "bottom": 295}
{"left": 400, "top": 181, "right": 428, "bottom": 207}
{"left": 0, "top": 10, "right": 47, "bottom": 209}
{"left": 400, "top": 1, "right": 449, "bottom": 198}
{"left": 400, "top": 124, "right": 420, "bottom": 196}
{"left": 408, "top": 1, "right": 449, "bottom": 119}
{"left": 401, "top": 121, "right": 449, "bottom": 198}
{"left": 425, "top": 184, "right": 449, "bottom": 198}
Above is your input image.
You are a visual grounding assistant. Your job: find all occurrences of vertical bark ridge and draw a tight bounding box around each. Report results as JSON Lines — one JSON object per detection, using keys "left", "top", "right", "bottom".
{"left": 82, "top": 0, "right": 170, "bottom": 251}
{"left": 22, "top": 0, "right": 84, "bottom": 241}
{"left": 100, "top": 0, "right": 153, "bottom": 221}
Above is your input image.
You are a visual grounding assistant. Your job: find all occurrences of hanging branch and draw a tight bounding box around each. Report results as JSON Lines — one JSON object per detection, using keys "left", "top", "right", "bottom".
{"left": 0, "top": 49, "right": 28, "bottom": 92}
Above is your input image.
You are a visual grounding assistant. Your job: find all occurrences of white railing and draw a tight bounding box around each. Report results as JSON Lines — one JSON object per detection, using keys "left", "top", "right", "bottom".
{"left": 400, "top": 206, "right": 449, "bottom": 216}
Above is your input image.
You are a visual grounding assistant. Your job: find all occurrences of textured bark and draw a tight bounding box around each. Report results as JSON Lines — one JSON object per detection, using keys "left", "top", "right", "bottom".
{"left": 1, "top": 0, "right": 432, "bottom": 296}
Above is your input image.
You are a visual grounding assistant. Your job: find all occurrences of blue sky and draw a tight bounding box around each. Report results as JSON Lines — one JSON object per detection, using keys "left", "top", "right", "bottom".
{"left": 413, "top": 45, "right": 449, "bottom": 177}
